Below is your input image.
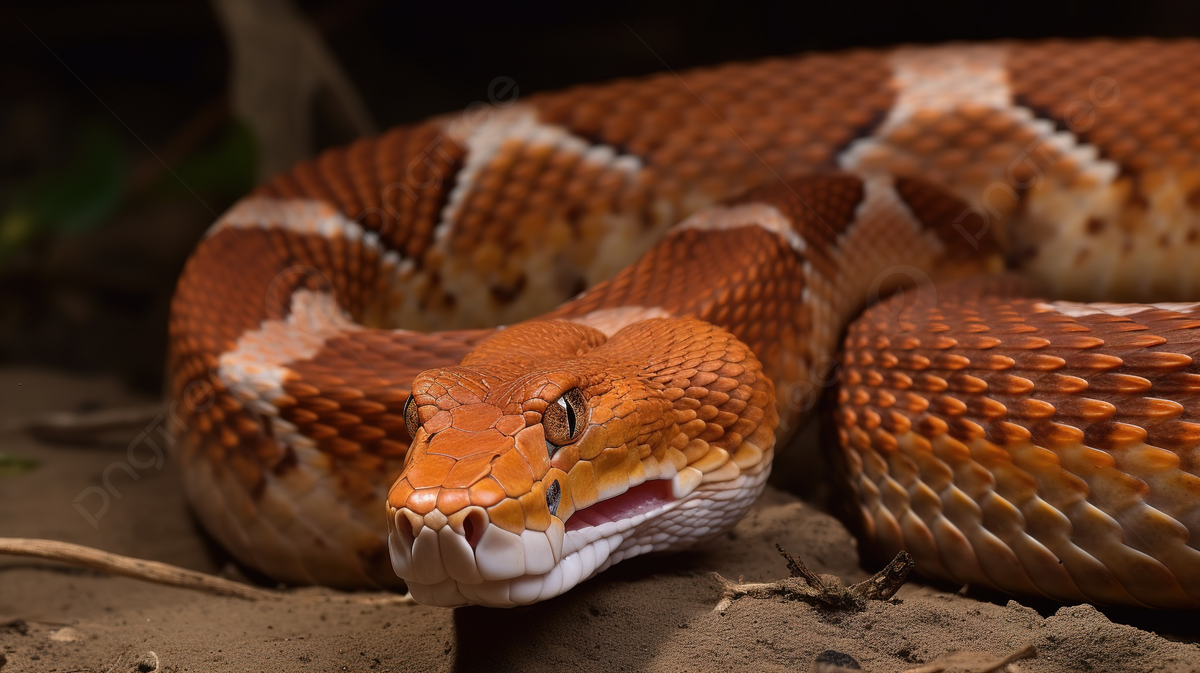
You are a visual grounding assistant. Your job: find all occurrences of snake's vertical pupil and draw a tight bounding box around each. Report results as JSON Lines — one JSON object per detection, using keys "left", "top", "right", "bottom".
{"left": 543, "top": 388, "right": 589, "bottom": 456}
{"left": 403, "top": 394, "right": 420, "bottom": 439}
{"left": 546, "top": 479, "right": 561, "bottom": 517}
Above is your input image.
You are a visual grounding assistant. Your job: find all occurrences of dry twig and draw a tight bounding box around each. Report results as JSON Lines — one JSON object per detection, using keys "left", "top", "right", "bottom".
{"left": 0, "top": 538, "right": 414, "bottom": 605}
{"left": 712, "top": 545, "right": 914, "bottom": 613}
{"left": 0, "top": 403, "right": 165, "bottom": 444}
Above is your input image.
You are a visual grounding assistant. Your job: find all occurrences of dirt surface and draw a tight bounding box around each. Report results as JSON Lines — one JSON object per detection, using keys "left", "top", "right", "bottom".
{"left": 2, "top": 367, "right": 1200, "bottom": 673}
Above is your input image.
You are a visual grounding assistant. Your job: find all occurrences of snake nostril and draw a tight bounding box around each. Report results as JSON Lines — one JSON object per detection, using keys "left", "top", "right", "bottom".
{"left": 393, "top": 511, "right": 416, "bottom": 548}
{"left": 546, "top": 479, "right": 561, "bottom": 517}
{"left": 462, "top": 508, "right": 486, "bottom": 550}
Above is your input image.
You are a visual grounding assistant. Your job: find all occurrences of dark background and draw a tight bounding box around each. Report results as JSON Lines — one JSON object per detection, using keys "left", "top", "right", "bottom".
{"left": 3, "top": 0, "right": 1199, "bottom": 394}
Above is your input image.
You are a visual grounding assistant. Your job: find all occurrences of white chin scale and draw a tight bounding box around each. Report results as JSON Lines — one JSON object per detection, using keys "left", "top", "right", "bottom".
{"left": 388, "top": 468, "right": 771, "bottom": 608}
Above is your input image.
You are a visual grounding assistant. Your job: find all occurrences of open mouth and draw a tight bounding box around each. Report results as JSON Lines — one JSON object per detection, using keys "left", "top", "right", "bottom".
{"left": 493, "top": 479, "right": 681, "bottom": 606}
{"left": 565, "top": 478, "right": 676, "bottom": 533}
{"left": 401, "top": 478, "right": 685, "bottom": 607}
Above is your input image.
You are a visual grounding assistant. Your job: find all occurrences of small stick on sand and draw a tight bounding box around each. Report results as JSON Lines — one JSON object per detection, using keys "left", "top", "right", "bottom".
{"left": 0, "top": 537, "right": 273, "bottom": 599}
{"left": 0, "top": 538, "right": 414, "bottom": 605}
{"left": 711, "top": 545, "right": 914, "bottom": 613}
{"left": 845, "top": 548, "right": 915, "bottom": 601}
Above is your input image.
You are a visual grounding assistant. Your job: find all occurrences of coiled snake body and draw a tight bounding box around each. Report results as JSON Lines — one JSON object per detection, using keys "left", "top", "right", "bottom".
{"left": 170, "top": 40, "right": 1200, "bottom": 608}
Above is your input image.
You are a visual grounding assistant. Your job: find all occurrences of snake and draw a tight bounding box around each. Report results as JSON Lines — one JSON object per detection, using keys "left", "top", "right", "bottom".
{"left": 169, "top": 39, "right": 1200, "bottom": 609}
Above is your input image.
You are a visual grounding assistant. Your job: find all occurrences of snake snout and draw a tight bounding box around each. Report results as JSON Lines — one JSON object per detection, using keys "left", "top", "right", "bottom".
{"left": 388, "top": 505, "right": 491, "bottom": 583}
{"left": 388, "top": 496, "right": 567, "bottom": 606}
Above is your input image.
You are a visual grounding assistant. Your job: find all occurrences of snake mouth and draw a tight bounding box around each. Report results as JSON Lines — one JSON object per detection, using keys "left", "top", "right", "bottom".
{"left": 388, "top": 477, "right": 688, "bottom": 607}
{"left": 564, "top": 478, "right": 675, "bottom": 533}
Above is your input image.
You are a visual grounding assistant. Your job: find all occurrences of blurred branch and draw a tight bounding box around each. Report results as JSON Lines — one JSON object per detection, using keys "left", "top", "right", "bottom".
{"left": 0, "top": 403, "right": 164, "bottom": 445}
{"left": 211, "top": 0, "right": 378, "bottom": 180}
{"left": 0, "top": 537, "right": 416, "bottom": 605}
{"left": 0, "top": 538, "right": 275, "bottom": 600}
{"left": 125, "top": 96, "right": 229, "bottom": 195}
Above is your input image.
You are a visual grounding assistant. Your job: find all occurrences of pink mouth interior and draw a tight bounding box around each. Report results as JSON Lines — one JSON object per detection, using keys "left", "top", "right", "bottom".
{"left": 565, "top": 479, "right": 675, "bottom": 532}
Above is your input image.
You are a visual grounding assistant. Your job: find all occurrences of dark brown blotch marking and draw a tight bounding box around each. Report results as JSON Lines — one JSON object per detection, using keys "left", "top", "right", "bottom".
{"left": 490, "top": 273, "right": 528, "bottom": 304}
{"left": 894, "top": 176, "right": 1000, "bottom": 257}
{"left": 272, "top": 445, "right": 299, "bottom": 476}
{"left": 735, "top": 173, "right": 864, "bottom": 281}
{"left": 739, "top": 173, "right": 865, "bottom": 237}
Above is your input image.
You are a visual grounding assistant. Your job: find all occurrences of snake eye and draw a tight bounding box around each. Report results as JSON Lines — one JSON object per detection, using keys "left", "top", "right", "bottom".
{"left": 543, "top": 388, "right": 587, "bottom": 454}
{"left": 403, "top": 394, "right": 420, "bottom": 439}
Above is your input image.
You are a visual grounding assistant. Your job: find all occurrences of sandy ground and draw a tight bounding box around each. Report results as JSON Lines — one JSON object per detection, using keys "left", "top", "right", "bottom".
{"left": 2, "top": 367, "right": 1200, "bottom": 673}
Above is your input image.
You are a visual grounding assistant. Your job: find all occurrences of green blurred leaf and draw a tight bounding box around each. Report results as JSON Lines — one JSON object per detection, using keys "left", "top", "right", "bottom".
{"left": 153, "top": 121, "right": 257, "bottom": 199}
{"left": 0, "top": 121, "right": 129, "bottom": 262}
{"left": 0, "top": 209, "right": 36, "bottom": 251}
{"left": 31, "top": 123, "right": 128, "bottom": 233}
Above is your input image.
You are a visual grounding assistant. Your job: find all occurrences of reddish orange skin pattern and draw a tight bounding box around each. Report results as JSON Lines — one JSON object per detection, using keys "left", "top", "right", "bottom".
{"left": 169, "top": 40, "right": 1200, "bottom": 602}
{"left": 839, "top": 279, "right": 1200, "bottom": 607}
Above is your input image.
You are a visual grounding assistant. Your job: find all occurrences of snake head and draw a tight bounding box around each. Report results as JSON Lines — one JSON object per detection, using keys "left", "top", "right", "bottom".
{"left": 386, "top": 317, "right": 778, "bottom": 607}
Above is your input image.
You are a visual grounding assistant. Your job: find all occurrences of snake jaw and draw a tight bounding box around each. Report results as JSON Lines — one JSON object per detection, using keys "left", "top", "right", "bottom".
{"left": 388, "top": 452, "right": 775, "bottom": 607}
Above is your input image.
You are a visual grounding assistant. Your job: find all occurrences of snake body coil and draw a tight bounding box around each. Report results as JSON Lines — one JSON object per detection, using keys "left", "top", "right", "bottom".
{"left": 170, "top": 40, "right": 1200, "bottom": 608}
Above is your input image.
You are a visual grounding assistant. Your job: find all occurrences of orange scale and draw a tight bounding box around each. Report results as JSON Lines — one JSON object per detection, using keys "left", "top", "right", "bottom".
{"left": 219, "top": 427, "right": 239, "bottom": 449}
{"left": 323, "top": 437, "right": 361, "bottom": 457}
{"left": 514, "top": 426, "right": 551, "bottom": 474}
{"left": 450, "top": 403, "right": 503, "bottom": 432}
{"left": 280, "top": 381, "right": 319, "bottom": 395}
{"left": 521, "top": 489, "right": 552, "bottom": 532}
{"left": 486, "top": 498, "right": 526, "bottom": 535}
{"left": 426, "top": 426, "right": 511, "bottom": 459}
{"left": 469, "top": 477, "right": 508, "bottom": 508}
{"left": 252, "top": 436, "right": 283, "bottom": 463}
{"left": 343, "top": 399, "right": 388, "bottom": 416}
{"left": 405, "top": 453, "right": 457, "bottom": 489}
{"left": 234, "top": 416, "right": 260, "bottom": 436}
{"left": 405, "top": 488, "right": 439, "bottom": 515}
{"left": 495, "top": 414, "right": 526, "bottom": 437}
{"left": 377, "top": 439, "right": 410, "bottom": 460}
{"left": 350, "top": 425, "right": 387, "bottom": 445}
{"left": 490, "top": 448, "right": 536, "bottom": 498}
{"left": 443, "top": 452, "right": 496, "bottom": 488}
{"left": 348, "top": 452, "right": 383, "bottom": 473}
{"left": 436, "top": 488, "right": 472, "bottom": 515}
{"left": 370, "top": 388, "right": 410, "bottom": 405}
{"left": 377, "top": 413, "right": 409, "bottom": 433}
{"left": 387, "top": 480, "right": 415, "bottom": 508}
{"left": 323, "top": 411, "right": 361, "bottom": 428}
{"left": 303, "top": 397, "right": 340, "bottom": 413}
{"left": 306, "top": 423, "right": 338, "bottom": 440}
{"left": 447, "top": 385, "right": 483, "bottom": 406}
{"left": 228, "top": 453, "right": 262, "bottom": 490}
